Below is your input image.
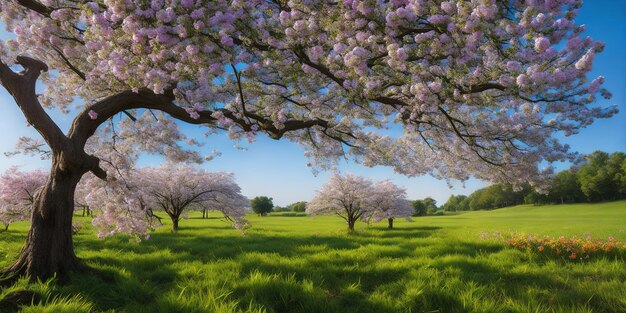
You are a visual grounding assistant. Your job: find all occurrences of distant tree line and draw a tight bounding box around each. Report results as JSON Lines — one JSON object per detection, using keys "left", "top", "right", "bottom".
{"left": 442, "top": 151, "right": 626, "bottom": 212}
{"left": 273, "top": 201, "right": 307, "bottom": 213}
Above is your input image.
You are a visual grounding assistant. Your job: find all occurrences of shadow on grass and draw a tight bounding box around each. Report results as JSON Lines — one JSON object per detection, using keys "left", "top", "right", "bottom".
{"left": 3, "top": 223, "right": 624, "bottom": 313}
{"left": 60, "top": 226, "right": 444, "bottom": 312}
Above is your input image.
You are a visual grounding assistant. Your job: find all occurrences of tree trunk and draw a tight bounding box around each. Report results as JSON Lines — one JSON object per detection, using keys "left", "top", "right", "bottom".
{"left": 2, "top": 162, "right": 84, "bottom": 283}
{"left": 172, "top": 217, "right": 179, "bottom": 232}
{"left": 3, "top": 223, "right": 8, "bottom": 231}
{"left": 388, "top": 218, "right": 394, "bottom": 229}
{"left": 347, "top": 218, "right": 355, "bottom": 232}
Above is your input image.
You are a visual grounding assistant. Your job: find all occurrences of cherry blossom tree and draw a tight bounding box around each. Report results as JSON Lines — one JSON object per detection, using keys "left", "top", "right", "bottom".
{"left": 363, "top": 180, "right": 413, "bottom": 229}
{"left": 140, "top": 164, "right": 249, "bottom": 233}
{"left": 0, "top": 167, "right": 47, "bottom": 231}
{"left": 74, "top": 173, "right": 96, "bottom": 217}
{"left": 0, "top": 0, "right": 618, "bottom": 280}
{"left": 84, "top": 169, "right": 165, "bottom": 239}
{"left": 307, "top": 173, "right": 374, "bottom": 231}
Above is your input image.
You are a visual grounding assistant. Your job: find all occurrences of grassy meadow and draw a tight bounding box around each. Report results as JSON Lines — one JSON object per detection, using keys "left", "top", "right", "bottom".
{"left": 1, "top": 200, "right": 626, "bottom": 312}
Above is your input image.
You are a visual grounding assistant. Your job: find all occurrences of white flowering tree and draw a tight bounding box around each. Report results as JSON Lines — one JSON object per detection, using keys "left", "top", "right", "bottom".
{"left": 74, "top": 173, "right": 96, "bottom": 217}
{"left": 139, "top": 164, "right": 249, "bottom": 232}
{"left": 363, "top": 180, "right": 413, "bottom": 229}
{"left": 83, "top": 170, "right": 160, "bottom": 239}
{"left": 0, "top": 167, "right": 47, "bottom": 231}
{"left": 0, "top": 0, "right": 617, "bottom": 280}
{"left": 308, "top": 174, "right": 413, "bottom": 230}
{"left": 307, "top": 173, "right": 375, "bottom": 231}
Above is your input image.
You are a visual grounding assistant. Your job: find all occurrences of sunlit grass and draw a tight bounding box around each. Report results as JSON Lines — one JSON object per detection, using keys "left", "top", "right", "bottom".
{"left": 1, "top": 200, "right": 625, "bottom": 312}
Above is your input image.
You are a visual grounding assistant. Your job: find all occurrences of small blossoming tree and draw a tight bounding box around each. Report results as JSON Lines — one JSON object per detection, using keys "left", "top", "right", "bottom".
{"left": 363, "top": 180, "right": 413, "bottom": 229}
{"left": 308, "top": 174, "right": 413, "bottom": 230}
{"left": 139, "top": 164, "right": 249, "bottom": 233}
{"left": 0, "top": 167, "right": 47, "bottom": 231}
{"left": 307, "top": 173, "right": 375, "bottom": 231}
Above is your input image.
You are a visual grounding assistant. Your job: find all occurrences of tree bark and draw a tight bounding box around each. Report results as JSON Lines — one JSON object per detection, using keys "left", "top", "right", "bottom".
{"left": 172, "top": 217, "right": 179, "bottom": 232}
{"left": 388, "top": 218, "right": 394, "bottom": 229}
{"left": 3, "top": 223, "right": 8, "bottom": 232}
{"left": 2, "top": 160, "right": 85, "bottom": 283}
{"left": 347, "top": 218, "right": 355, "bottom": 232}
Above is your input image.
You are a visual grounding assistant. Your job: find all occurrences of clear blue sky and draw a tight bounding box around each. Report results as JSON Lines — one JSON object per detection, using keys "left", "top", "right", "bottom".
{"left": 0, "top": 1, "right": 624, "bottom": 206}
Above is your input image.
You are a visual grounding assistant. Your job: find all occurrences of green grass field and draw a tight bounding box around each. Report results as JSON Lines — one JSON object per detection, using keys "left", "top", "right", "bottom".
{"left": 1, "top": 201, "right": 626, "bottom": 312}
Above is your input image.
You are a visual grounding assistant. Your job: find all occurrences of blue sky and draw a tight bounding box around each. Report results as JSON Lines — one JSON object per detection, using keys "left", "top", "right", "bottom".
{"left": 0, "top": 1, "right": 624, "bottom": 206}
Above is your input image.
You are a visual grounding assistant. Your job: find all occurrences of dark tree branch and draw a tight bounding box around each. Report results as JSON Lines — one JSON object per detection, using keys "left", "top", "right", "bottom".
{"left": 68, "top": 87, "right": 335, "bottom": 148}
{"left": 293, "top": 47, "right": 345, "bottom": 86}
{"left": 50, "top": 45, "right": 86, "bottom": 80}
{"left": 0, "top": 56, "right": 68, "bottom": 151}
{"left": 462, "top": 83, "right": 506, "bottom": 94}
{"left": 16, "top": 0, "right": 51, "bottom": 16}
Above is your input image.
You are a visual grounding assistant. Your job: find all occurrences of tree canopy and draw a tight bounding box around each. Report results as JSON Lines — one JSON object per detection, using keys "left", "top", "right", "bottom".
{"left": 578, "top": 151, "right": 626, "bottom": 201}
{"left": 251, "top": 196, "right": 274, "bottom": 216}
{"left": 0, "top": 0, "right": 616, "bottom": 185}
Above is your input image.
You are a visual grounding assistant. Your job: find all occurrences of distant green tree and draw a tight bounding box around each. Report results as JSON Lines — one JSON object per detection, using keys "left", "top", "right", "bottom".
{"left": 287, "top": 201, "right": 307, "bottom": 212}
{"left": 411, "top": 200, "right": 426, "bottom": 216}
{"left": 468, "top": 188, "right": 492, "bottom": 210}
{"left": 578, "top": 151, "right": 625, "bottom": 201}
{"left": 467, "top": 184, "right": 528, "bottom": 210}
{"left": 412, "top": 198, "right": 438, "bottom": 216}
{"left": 443, "top": 195, "right": 469, "bottom": 211}
{"left": 251, "top": 196, "right": 274, "bottom": 216}
{"left": 610, "top": 153, "right": 626, "bottom": 199}
{"left": 422, "top": 197, "right": 438, "bottom": 215}
{"left": 454, "top": 195, "right": 468, "bottom": 211}
{"left": 548, "top": 170, "right": 583, "bottom": 204}
{"left": 524, "top": 191, "right": 548, "bottom": 205}
{"left": 620, "top": 158, "right": 626, "bottom": 197}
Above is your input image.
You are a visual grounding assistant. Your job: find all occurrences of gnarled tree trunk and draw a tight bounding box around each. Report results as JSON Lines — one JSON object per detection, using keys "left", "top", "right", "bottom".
{"left": 2, "top": 158, "right": 85, "bottom": 282}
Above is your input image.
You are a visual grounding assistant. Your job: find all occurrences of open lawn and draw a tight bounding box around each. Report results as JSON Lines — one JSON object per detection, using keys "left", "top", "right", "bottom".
{"left": 1, "top": 201, "right": 626, "bottom": 312}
